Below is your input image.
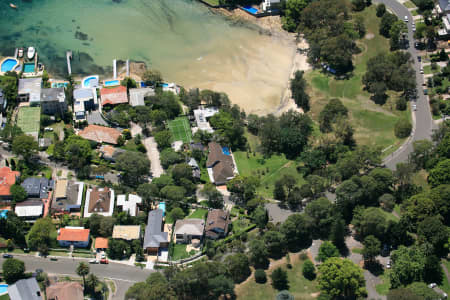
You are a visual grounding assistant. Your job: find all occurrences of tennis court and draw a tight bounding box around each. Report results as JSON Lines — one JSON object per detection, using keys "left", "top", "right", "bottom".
{"left": 17, "top": 106, "right": 41, "bottom": 138}
{"left": 167, "top": 116, "right": 192, "bottom": 143}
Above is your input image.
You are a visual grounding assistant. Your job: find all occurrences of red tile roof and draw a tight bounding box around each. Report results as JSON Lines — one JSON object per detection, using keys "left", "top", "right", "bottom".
{"left": 95, "top": 237, "right": 109, "bottom": 249}
{"left": 101, "top": 86, "right": 128, "bottom": 106}
{"left": 0, "top": 167, "right": 20, "bottom": 197}
{"left": 57, "top": 228, "right": 90, "bottom": 242}
{"left": 78, "top": 125, "right": 121, "bottom": 145}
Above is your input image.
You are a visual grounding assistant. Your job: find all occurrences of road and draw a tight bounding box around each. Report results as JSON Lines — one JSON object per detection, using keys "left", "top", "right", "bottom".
{"left": 0, "top": 255, "right": 153, "bottom": 300}
{"left": 376, "top": 0, "right": 435, "bottom": 170}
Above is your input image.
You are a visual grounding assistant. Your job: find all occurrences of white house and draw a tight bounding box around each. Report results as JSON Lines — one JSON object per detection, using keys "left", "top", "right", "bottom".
{"left": 262, "top": 0, "right": 281, "bottom": 11}
{"left": 116, "top": 194, "right": 142, "bottom": 217}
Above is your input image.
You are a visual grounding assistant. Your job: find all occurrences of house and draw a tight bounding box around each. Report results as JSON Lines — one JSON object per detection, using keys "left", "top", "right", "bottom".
{"left": 40, "top": 87, "right": 67, "bottom": 115}
{"left": 439, "top": 0, "right": 450, "bottom": 14}
{"left": 174, "top": 218, "right": 205, "bottom": 244}
{"left": 99, "top": 145, "right": 125, "bottom": 162}
{"left": 112, "top": 225, "right": 141, "bottom": 240}
{"left": 46, "top": 281, "right": 83, "bottom": 300}
{"left": 116, "top": 194, "right": 142, "bottom": 217}
{"left": 84, "top": 187, "right": 115, "bottom": 217}
{"left": 21, "top": 177, "right": 54, "bottom": 199}
{"left": 129, "top": 87, "right": 155, "bottom": 106}
{"left": 18, "top": 78, "right": 42, "bottom": 104}
{"left": 8, "top": 278, "right": 42, "bottom": 300}
{"left": 38, "top": 138, "right": 52, "bottom": 149}
{"left": 192, "top": 107, "right": 218, "bottom": 134}
{"left": 206, "top": 142, "right": 237, "bottom": 185}
{"left": 78, "top": 125, "right": 122, "bottom": 145}
{"left": 438, "top": 13, "right": 450, "bottom": 38}
{"left": 0, "top": 88, "right": 6, "bottom": 112}
{"left": 0, "top": 166, "right": 20, "bottom": 200}
{"left": 100, "top": 86, "right": 128, "bottom": 106}
{"left": 73, "top": 88, "right": 96, "bottom": 121}
{"left": 57, "top": 227, "right": 90, "bottom": 248}
{"left": 143, "top": 209, "right": 168, "bottom": 254}
{"left": 189, "top": 142, "right": 205, "bottom": 152}
{"left": 205, "top": 209, "right": 230, "bottom": 239}
{"left": 262, "top": 0, "right": 281, "bottom": 11}
{"left": 95, "top": 237, "right": 108, "bottom": 252}
{"left": 51, "top": 180, "right": 84, "bottom": 213}
{"left": 187, "top": 157, "right": 201, "bottom": 179}
{"left": 14, "top": 200, "right": 43, "bottom": 219}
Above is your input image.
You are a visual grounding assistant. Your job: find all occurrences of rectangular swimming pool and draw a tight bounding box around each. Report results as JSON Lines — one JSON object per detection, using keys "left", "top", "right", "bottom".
{"left": 23, "top": 62, "right": 35, "bottom": 73}
{"left": 158, "top": 202, "right": 166, "bottom": 216}
{"left": 0, "top": 284, "right": 8, "bottom": 294}
{"left": 104, "top": 80, "right": 120, "bottom": 87}
{"left": 243, "top": 6, "right": 258, "bottom": 14}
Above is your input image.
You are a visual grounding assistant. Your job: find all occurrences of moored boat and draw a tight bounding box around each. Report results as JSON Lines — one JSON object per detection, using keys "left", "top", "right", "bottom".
{"left": 27, "top": 47, "right": 35, "bottom": 60}
{"left": 9, "top": 3, "right": 17, "bottom": 9}
{"left": 18, "top": 48, "right": 23, "bottom": 58}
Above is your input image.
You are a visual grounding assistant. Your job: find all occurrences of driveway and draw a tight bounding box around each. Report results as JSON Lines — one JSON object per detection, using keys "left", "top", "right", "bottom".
{"left": 143, "top": 137, "right": 164, "bottom": 178}
{"left": 87, "top": 111, "right": 108, "bottom": 126}
{"left": 264, "top": 203, "right": 295, "bottom": 223}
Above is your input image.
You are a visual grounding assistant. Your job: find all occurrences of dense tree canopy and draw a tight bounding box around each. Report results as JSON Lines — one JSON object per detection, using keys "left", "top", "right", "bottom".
{"left": 2, "top": 258, "right": 25, "bottom": 284}
{"left": 116, "top": 152, "right": 150, "bottom": 187}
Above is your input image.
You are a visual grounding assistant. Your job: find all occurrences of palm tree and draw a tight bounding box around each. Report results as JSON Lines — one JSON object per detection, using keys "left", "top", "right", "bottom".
{"left": 76, "top": 262, "right": 90, "bottom": 290}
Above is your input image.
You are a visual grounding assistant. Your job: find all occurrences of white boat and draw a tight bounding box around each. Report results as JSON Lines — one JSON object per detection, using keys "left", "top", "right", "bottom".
{"left": 9, "top": 3, "right": 17, "bottom": 9}
{"left": 18, "top": 48, "right": 23, "bottom": 58}
{"left": 27, "top": 47, "right": 35, "bottom": 60}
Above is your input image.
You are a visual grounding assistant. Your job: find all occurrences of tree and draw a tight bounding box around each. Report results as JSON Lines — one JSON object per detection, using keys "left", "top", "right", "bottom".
{"left": 417, "top": 216, "right": 449, "bottom": 257}
{"left": 108, "top": 239, "right": 132, "bottom": 259}
{"left": 201, "top": 183, "right": 224, "bottom": 209}
{"left": 116, "top": 152, "right": 150, "bottom": 187}
{"left": 389, "top": 245, "right": 426, "bottom": 288}
{"left": 154, "top": 130, "right": 172, "bottom": 150}
{"left": 395, "top": 119, "right": 412, "bottom": 138}
{"left": 407, "top": 282, "right": 441, "bottom": 299}
{"left": 10, "top": 184, "right": 27, "bottom": 202}
{"left": 352, "top": 207, "right": 388, "bottom": 241}
{"left": 224, "top": 253, "right": 251, "bottom": 283}
{"left": 362, "top": 235, "right": 381, "bottom": 264}
{"left": 352, "top": 0, "right": 366, "bottom": 11}
{"left": 76, "top": 262, "right": 90, "bottom": 289}
{"left": 12, "top": 134, "right": 38, "bottom": 163}
{"left": 160, "top": 148, "right": 184, "bottom": 169}
{"left": 271, "top": 267, "right": 289, "bottom": 290}
{"left": 276, "top": 291, "right": 295, "bottom": 300}
{"left": 290, "top": 71, "right": 310, "bottom": 112}
{"left": 142, "top": 69, "right": 163, "bottom": 87}
{"left": 252, "top": 205, "right": 268, "bottom": 229}
{"left": 249, "top": 238, "right": 269, "bottom": 269}
{"left": 227, "top": 176, "right": 259, "bottom": 205}
{"left": 302, "top": 260, "right": 316, "bottom": 280}
{"left": 379, "top": 193, "right": 395, "bottom": 212}
{"left": 428, "top": 159, "right": 450, "bottom": 187}
{"left": 317, "top": 241, "right": 340, "bottom": 262}
{"left": 2, "top": 258, "right": 25, "bottom": 284}
{"left": 319, "top": 98, "right": 348, "bottom": 133}
{"left": 282, "top": 0, "right": 310, "bottom": 32}
{"left": 28, "top": 217, "right": 55, "bottom": 253}
{"left": 280, "top": 214, "right": 312, "bottom": 251}
{"left": 167, "top": 207, "right": 184, "bottom": 223}
{"left": 264, "top": 230, "right": 286, "bottom": 259}
{"left": 254, "top": 269, "right": 267, "bottom": 283}
{"left": 409, "top": 139, "right": 433, "bottom": 169}
{"left": 318, "top": 258, "right": 366, "bottom": 299}
{"left": 376, "top": 3, "right": 386, "bottom": 17}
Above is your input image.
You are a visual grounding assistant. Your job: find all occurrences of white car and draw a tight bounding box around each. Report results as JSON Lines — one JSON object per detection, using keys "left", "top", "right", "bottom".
{"left": 101, "top": 253, "right": 106, "bottom": 259}
{"left": 89, "top": 259, "right": 99, "bottom": 264}
{"left": 420, "top": 68, "right": 424, "bottom": 74}
{"left": 404, "top": 16, "right": 409, "bottom": 22}
{"left": 412, "top": 104, "right": 417, "bottom": 111}
{"left": 429, "top": 283, "right": 437, "bottom": 288}
{"left": 386, "top": 261, "right": 391, "bottom": 269}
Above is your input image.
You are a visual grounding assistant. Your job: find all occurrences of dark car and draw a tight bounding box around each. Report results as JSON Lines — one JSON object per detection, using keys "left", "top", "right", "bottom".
{"left": 2, "top": 254, "right": 13, "bottom": 258}
{"left": 417, "top": 56, "right": 421, "bottom": 62}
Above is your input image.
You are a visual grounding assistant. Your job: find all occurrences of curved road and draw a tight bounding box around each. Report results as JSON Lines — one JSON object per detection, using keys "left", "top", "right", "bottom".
{"left": 376, "top": 0, "right": 435, "bottom": 170}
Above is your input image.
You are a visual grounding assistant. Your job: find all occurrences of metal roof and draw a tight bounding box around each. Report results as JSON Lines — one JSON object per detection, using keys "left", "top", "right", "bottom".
{"left": 143, "top": 209, "right": 168, "bottom": 248}
{"left": 8, "top": 278, "right": 42, "bottom": 300}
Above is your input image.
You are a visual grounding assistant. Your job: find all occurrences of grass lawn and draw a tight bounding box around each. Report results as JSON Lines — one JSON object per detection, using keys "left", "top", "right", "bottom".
{"left": 232, "top": 217, "right": 251, "bottom": 233}
{"left": 439, "top": 260, "right": 450, "bottom": 294}
{"left": 187, "top": 208, "right": 208, "bottom": 219}
{"left": 121, "top": 139, "right": 140, "bottom": 152}
{"left": 72, "top": 252, "right": 95, "bottom": 258}
{"left": 412, "top": 169, "right": 430, "bottom": 191}
{"left": 404, "top": 1, "right": 416, "bottom": 8}
{"left": 0, "top": 294, "right": 10, "bottom": 300}
{"left": 16, "top": 106, "right": 40, "bottom": 136}
{"left": 376, "top": 271, "right": 391, "bottom": 295}
{"left": 424, "top": 64, "right": 440, "bottom": 75}
{"left": 305, "top": 6, "right": 410, "bottom": 156}
{"left": 48, "top": 250, "right": 70, "bottom": 257}
{"left": 411, "top": 9, "right": 419, "bottom": 16}
{"left": 236, "top": 253, "right": 320, "bottom": 300}
{"left": 171, "top": 244, "right": 189, "bottom": 260}
{"left": 167, "top": 116, "right": 192, "bottom": 143}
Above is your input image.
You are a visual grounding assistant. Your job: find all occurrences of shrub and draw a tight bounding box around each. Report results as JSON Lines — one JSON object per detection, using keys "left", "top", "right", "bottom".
{"left": 271, "top": 267, "right": 289, "bottom": 290}
{"left": 396, "top": 97, "right": 407, "bottom": 111}
{"left": 376, "top": 4, "right": 386, "bottom": 17}
{"left": 394, "top": 119, "right": 412, "bottom": 138}
{"left": 379, "top": 193, "right": 395, "bottom": 212}
{"left": 276, "top": 290, "right": 294, "bottom": 300}
{"left": 302, "top": 260, "right": 316, "bottom": 280}
{"left": 254, "top": 269, "right": 267, "bottom": 283}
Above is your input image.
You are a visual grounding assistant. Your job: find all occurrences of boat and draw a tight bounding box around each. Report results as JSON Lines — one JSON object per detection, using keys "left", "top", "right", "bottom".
{"left": 18, "top": 48, "right": 23, "bottom": 58}
{"left": 9, "top": 3, "right": 17, "bottom": 8}
{"left": 27, "top": 47, "right": 35, "bottom": 60}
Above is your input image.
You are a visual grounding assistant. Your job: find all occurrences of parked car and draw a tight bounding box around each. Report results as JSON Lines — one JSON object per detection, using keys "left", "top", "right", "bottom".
{"left": 2, "top": 254, "right": 13, "bottom": 258}
{"left": 429, "top": 283, "right": 437, "bottom": 288}
{"left": 35, "top": 268, "right": 43, "bottom": 274}
{"left": 89, "top": 259, "right": 99, "bottom": 264}
{"left": 404, "top": 16, "right": 408, "bottom": 22}
{"left": 420, "top": 68, "right": 424, "bottom": 74}
{"left": 101, "top": 253, "right": 106, "bottom": 259}
{"left": 417, "top": 56, "right": 421, "bottom": 62}
{"left": 100, "top": 259, "right": 109, "bottom": 264}
{"left": 50, "top": 257, "right": 58, "bottom": 261}
{"left": 386, "top": 261, "right": 391, "bottom": 269}
{"left": 412, "top": 104, "right": 417, "bottom": 111}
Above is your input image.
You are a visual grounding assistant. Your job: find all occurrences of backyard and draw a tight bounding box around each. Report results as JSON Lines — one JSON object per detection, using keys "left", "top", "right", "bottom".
{"left": 167, "top": 116, "right": 192, "bottom": 143}
{"left": 187, "top": 208, "right": 208, "bottom": 219}
{"left": 305, "top": 6, "right": 411, "bottom": 156}
{"left": 16, "top": 106, "right": 41, "bottom": 137}
{"left": 171, "top": 243, "right": 190, "bottom": 260}
{"left": 235, "top": 252, "right": 320, "bottom": 300}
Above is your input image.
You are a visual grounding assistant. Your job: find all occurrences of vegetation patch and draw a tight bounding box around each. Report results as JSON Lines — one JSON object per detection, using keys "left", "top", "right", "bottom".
{"left": 187, "top": 208, "right": 208, "bottom": 219}
{"left": 16, "top": 106, "right": 41, "bottom": 136}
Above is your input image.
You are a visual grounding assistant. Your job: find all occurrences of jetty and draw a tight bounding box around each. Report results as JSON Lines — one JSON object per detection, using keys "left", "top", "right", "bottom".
{"left": 113, "top": 59, "right": 117, "bottom": 79}
{"left": 66, "top": 51, "right": 72, "bottom": 75}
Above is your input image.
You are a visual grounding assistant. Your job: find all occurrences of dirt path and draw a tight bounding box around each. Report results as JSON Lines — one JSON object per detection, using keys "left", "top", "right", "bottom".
{"left": 143, "top": 136, "right": 164, "bottom": 178}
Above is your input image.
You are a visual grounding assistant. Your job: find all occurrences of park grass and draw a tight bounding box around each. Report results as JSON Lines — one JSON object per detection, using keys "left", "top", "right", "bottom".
{"left": 187, "top": 208, "right": 208, "bottom": 219}
{"left": 167, "top": 116, "right": 192, "bottom": 143}
{"left": 305, "top": 5, "right": 410, "bottom": 155}
{"left": 171, "top": 244, "right": 189, "bottom": 260}
{"left": 411, "top": 9, "right": 419, "bottom": 16}
{"left": 236, "top": 253, "right": 319, "bottom": 300}
{"left": 16, "top": 106, "right": 40, "bottom": 136}
{"left": 404, "top": 1, "right": 416, "bottom": 8}
{"left": 376, "top": 271, "right": 391, "bottom": 295}
{"left": 424, "top": 64, "right": 440, "bottom": 75}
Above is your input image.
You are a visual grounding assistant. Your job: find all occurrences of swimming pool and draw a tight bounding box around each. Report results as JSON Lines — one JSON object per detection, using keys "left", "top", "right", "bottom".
{"left": 0, "top": 58, "right": 18, "bottom": 73}
{"left": 242, "top": 6, "right": 258, "bottom": 14}
{"left": 0, "top": 284, "right": 8, "bottom": 294}
{"left": 161, "top": 83, "right": 169, "bottom": 87}
{"left": 51, "top": 82, "right": 69, "bottom": 88}
{"left": 222, "top": 147, "right": 231, "bottom": 156}
{"left": 82, "top": 75, "right": 99, "bottom": 88}
{"left": 0, "top": 210, "right": 7, "bottom": 219}
{"left": 158, "top": 202, "right": 166, "bottom": 216}
{"left": 104, "top": 79, "right": 120, "bottom": 87}
{"left": 23, "top": 62, "right": 35, "bottom": 73}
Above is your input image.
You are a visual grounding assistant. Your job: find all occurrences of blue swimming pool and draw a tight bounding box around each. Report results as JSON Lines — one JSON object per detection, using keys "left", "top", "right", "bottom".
{"left": 23, "top": 62, "right": 35, "bottom": 73}
{"left": 158, "top": 202, "right": 166, "bottom": 216}
{"left": 104, "top": 80, "right": 120, "bottom": 87}
{"left": 222, "top": 147, "right": 231, "bottom": 156}
{"left": 82, "top": 75, "right": 99, "bottom": 88}
{"left": 51, "top": 82, "right": 69, "bottom": 88}
{"left": 1, "top": 58, "right": 18, "bottom": 72}
{"left": 0, "top": 284, "right": 8, "bottom": 294}
{"left": 243, "top": 6, "right": 258, "bottom": 14}
{"left": 161, "top": 83, "right": 169, "bottom": 87}
{"left": 0, "top": 210, "right": 8, "bottom": 219}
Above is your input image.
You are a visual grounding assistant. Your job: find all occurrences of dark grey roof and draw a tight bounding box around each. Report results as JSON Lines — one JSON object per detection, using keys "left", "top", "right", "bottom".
{"left": 41, "top": 87, "right": 65, "bottom": 102}
{"left": 8, "top": 278, "right": 42, "bottom": 300}
{"left": 440, "top": 0, "right": 450, "bottom": 12}
{"left": 73, "top": 88, "right": 94, "bottom": 100}
{"left": 21, "top": 177, "right": 54, "bottom": 198}
{"left": 143, "top": 209, "right": 168, "bottom": 248}
{"left": 190, "top": 142, "right": 205, "bottom": 151}
{"left": 52, "top": 181, "right": 83, "bottom": 212}
{"left": 0, "top": 88, "right": 4, "bottom": 106}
